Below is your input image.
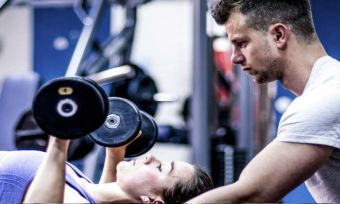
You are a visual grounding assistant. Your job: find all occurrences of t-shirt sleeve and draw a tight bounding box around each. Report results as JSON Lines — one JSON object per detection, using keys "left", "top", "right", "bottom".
{"left": 275, "top": 85, "right": 340, "bottom": 149}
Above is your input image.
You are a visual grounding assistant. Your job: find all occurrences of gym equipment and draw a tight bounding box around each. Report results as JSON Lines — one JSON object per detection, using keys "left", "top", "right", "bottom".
{"left": 89, "top": 97, "right": 141, "bottom": 147}
{"left": 0, "top": 72, "right": 40, "bottom": 151}
{"left": 71, "top": 0, "right": 176, "bottom": 117}
{"left": 0, "top": 0, "right": 9, "bottom": 12}
{"left": 15, "top": 110, "right": 47, "bottom": 151}
{"left": 32, "top": 65, "right": 134, "bottom": 139}
{"left": 29, "top": 0, "right": 149, "bottom": 143}
{"left": 110, "top": 64, "right": 158, "bottom": 116}
{"left": 89, "top": 97, "right": 158, "bottom": 157}
{"left": 70, "top": 0, "right": 154, "bottom": 76}
{"left": 15, "top": 109, "right": 96, "bottom": 161}
{"left": 125, "top": 110, "right": 158, "bottom": 157}
{"left": 12, "top": 0, "right": 157, "bottom": 155}
{"left": 32, "top": 77, "right": 109, "bottom": 139}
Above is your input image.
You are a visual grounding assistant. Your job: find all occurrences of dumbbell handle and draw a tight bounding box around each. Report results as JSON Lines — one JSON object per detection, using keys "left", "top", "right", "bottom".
{"left": 87, "top": 65, "right": 136, "bottom": 85}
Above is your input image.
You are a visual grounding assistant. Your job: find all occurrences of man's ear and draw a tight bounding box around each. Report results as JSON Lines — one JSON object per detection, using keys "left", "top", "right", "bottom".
{"left": 269, "top": 23, "right": 289, "bottom": 49}
{"left": 140, "top": 195, "right": 165, "bottom": 204}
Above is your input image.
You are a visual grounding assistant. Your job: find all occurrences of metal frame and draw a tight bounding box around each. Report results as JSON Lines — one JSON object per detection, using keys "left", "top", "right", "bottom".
{"left": 66, "top": 0, "right": 107, "bottom": 76}
{"left": 191, "top": 0, "right": 215, "bottom": 174}
{"left": 1, "top": 0, "right": 148, "bottom": 79}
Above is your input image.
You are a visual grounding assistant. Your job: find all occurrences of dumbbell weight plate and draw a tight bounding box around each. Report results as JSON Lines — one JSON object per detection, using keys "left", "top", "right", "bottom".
{"left": 89, "top": 97, "right": 141, "bottom": 147}
{"left": 32, "top": 77, "right": 108, "bottom": 139}
{"left": 125, "top": 111, "right": 158, "bottom": 158}
{"left": 83, "top": 77, "right": 109, "bottom": 116}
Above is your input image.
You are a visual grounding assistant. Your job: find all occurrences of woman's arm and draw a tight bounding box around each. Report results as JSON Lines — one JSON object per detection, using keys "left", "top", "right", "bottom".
{"left": 23, "top": 136, "right": 70, "bottom": 203}
{"left": 99, "top": 131, "right": 141, "bottom": 183}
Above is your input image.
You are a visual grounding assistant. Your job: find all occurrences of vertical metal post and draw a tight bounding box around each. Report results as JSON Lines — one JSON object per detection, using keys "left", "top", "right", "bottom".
{"left": 258, "top": 84, "right": 272, "bottom": 152}
{"left": 237, "top": 68, "right": 255, "bottom": 161}
{"left": 191, "top": 0, "right": 214, "bottom": 174}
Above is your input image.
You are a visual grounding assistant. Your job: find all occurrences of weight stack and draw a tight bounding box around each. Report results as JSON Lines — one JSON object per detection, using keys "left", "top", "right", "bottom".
{"left": 233, "top": 148, "right": 247, "bottom": 180}
{"left": 211, "top": 144, "right": 248, "bottom": 186}
{"left": 212, "top": 144, "right": 234, "bottom": 186}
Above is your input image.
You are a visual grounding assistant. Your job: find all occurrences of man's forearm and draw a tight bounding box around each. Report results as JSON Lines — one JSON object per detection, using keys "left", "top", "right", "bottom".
{"left": 187, "top": 181, "right": 257, "bottom": 203}
{"left": 188, "top": 141, "right": 333, "bottom": 203}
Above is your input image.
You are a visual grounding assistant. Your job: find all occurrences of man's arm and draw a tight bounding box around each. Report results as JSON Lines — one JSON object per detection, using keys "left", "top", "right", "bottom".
{"left": 23, "top": 136, "right": 70, "bottom": 203}
{"left": 188, "top": 140, "right": 333, "bottom": 203}
{"left": 99, "top": 131, "right": 142, "bottom": 183}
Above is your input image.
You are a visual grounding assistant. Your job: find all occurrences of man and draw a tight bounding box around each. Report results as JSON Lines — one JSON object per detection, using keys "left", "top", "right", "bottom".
{"left": 188, "top": 0, "right": 340, "bottom": 203}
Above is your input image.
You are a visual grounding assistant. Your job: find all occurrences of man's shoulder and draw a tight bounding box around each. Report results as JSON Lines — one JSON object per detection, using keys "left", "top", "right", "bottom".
{"left": 282, "top": 85, "right": 340, "bottom": 123}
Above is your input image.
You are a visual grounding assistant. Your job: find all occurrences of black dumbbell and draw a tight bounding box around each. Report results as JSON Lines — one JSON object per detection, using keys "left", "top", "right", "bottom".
{"left": 32, "top": 77, "right": 109, "bottom": 139}
{"left": 125, "top": 110, "right": 158, "bottom": 157}
{"left": 33, "top": 77, "right": 157, "bottom": 156}
{"left": 89, "top": 97, "right": 158, "bottom": 158}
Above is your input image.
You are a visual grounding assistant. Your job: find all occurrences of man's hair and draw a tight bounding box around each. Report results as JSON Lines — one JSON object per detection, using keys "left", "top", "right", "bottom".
{"left": 162, "top": 165, "right": 214, "bottom": 204}
{"left": 211, "top": 0, "right": 316, "bottom": 43}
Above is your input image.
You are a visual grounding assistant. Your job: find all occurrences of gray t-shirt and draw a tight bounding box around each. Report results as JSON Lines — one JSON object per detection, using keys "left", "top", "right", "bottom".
{"left": 275, "top": 56, "right": 340, "bottom": 203}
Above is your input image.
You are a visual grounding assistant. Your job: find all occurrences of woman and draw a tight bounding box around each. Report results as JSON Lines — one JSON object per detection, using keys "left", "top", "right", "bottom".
{"left": 0, "top": 134, "right": 213, "bottom": 204}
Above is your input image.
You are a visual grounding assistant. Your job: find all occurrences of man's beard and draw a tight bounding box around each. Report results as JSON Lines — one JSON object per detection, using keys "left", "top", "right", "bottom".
{"left": 255, "top": 54, "right": 284, "bottom": 84}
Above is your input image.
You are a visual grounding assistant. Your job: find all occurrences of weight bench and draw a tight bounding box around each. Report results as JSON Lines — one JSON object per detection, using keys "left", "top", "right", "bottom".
{"left": 0, "top": 72, "right": 40, "bottom": 150}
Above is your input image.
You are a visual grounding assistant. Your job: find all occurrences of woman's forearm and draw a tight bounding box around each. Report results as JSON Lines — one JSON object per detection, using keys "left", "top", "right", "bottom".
{"left": 99, "top": 132, "right": 141, "bottom": 183}
{"left": 23, "top": 137, "right": 70, "bottom": 203}
{"left": 99, "top": 148, "right": 125, "bottom": 183}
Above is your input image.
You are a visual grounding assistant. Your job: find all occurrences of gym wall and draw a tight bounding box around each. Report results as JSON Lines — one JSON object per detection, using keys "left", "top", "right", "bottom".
{"left": 131, "top": 0, "right": 193, "bottom": 128}
{"left": 0, "top": 6, "right": 32, "bottom": 89}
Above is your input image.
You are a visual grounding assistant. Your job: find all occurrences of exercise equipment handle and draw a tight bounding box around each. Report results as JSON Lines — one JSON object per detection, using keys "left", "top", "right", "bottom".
{"left": 87, "top": 65, "right": 135, "bottom": 85}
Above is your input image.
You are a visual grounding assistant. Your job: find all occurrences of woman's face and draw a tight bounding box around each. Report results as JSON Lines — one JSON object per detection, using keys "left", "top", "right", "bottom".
{"left": 116, "top": 154, "right": 195, "bottom": 200}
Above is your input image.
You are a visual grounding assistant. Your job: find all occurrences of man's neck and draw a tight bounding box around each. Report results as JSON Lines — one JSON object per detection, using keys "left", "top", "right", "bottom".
{"left": 281, "top": 39, "right": 327, "bottom": 96}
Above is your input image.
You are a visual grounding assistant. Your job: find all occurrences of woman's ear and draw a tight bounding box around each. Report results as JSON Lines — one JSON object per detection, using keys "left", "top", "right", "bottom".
{"left": 140, "top": 195, "right": 165, "bottom": 204}
{"left": 269, "top": 23, "right": 289, "bottom": 49}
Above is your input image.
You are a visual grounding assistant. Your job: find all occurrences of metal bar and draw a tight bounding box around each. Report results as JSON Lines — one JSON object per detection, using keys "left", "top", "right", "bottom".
{"left": 65, "top": 0, "right": 106, "bottom": 77}
{"left": 87, "top": 65, "right": 135, "bottom": 84}
{"left": 81, "top": 4, "right": 137, "bottom": 74}
{"left": 258, "top": 84, "right": 272, "bottom": 151}
{"left": 238, "top": 68, "right": 255, "bottom": 161}
{"left": 191, "top": 0, "right": 213, "bottom": 175}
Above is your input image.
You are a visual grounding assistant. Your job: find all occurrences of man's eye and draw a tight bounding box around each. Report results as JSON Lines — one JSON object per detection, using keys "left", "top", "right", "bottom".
{"left": 157, "top": 164, "right": 162, "bottom": 172}
{"left": 236, "top": 41, "right": 245, "bottom": 48}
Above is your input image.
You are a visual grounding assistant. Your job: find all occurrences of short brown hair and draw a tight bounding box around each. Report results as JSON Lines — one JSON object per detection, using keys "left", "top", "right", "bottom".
{"left": 162, "top": 165, "right": 214, "bottom": 204}
{"left": 211, "top": 0, "right": 316, "bottom": 43}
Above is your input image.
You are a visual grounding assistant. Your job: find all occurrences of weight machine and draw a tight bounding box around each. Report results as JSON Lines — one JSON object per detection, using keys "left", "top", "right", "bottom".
{"left": 0, "top": 0, "right": 160, "bottom": 158}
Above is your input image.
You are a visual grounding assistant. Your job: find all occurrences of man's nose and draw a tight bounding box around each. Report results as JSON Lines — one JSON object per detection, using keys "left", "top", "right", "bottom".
{"left": 231, "top": 49, "right": 245, "bottom": 65}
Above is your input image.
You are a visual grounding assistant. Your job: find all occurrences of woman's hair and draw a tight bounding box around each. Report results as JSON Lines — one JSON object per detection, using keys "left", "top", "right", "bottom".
{"left": 162, "top": 165, "right": 214, "bottom": 204}
{"left": 211, "top": 0, "right": 316, "bottom": 43}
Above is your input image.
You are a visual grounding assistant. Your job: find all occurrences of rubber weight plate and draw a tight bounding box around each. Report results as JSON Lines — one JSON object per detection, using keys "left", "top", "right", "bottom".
{"left": 89, "top": 97, "right": 141, "bottom": 147}
{"left": 32, "top": 77, "right": 108, "bottom": 139}
{"left": 83, "top": 77, "right": 109, "bottom": 115}
{"left": 125, "top": 111, "right": 158, "bottom": 158}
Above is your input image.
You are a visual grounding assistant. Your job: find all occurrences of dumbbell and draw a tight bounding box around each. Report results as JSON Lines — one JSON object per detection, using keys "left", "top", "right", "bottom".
{"left": 33, "top": 80, "right": 158, "bottom": 156}
{"left": 32, "top": 65, "right": 134, "bottom": 139}
{"left": 32, "top": 77, "right": 109, "bottom": 139}
{"left": 89, "top": 97, "right": 158, "bottom": 158}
